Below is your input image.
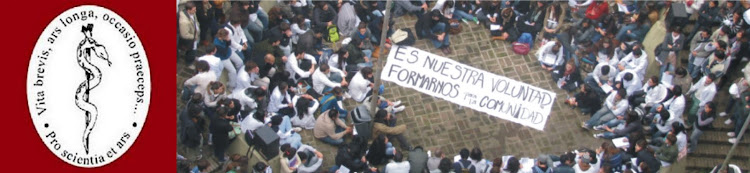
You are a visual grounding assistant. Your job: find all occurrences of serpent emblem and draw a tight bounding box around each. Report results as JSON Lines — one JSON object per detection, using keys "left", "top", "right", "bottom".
{"left": 75, "top": 24, "right": 111, "bottom": 154}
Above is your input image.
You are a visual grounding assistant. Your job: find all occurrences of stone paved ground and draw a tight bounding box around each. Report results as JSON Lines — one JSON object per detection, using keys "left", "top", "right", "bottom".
{"left": 176, "top": 14, "right": 611, "bottom": 171}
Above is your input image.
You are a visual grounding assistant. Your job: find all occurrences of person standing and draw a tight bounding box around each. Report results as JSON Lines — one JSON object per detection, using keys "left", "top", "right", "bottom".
{"left": 179, "top": 2, "right": 201, "bottom": 65}
{"left": 209, "top": 107, "right": 233, "bottom": 162}
{"left": 687, "top": 74, "right": 717, "bottom": 128}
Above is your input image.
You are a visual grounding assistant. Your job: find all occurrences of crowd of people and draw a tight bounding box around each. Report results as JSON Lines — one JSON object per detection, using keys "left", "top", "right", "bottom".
{"left": 177, "top": 0, "right": 748, "bottom": 173}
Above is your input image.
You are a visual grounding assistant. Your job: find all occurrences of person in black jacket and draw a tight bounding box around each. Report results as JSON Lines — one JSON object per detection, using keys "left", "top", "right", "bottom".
{"left": 416, "top": 10, "right": 452, "bottom": 54}
{"left": 635, "top": 139, "right": 661, "bottom": 173}
{"left": 210, "top": 107, "right": 234, "bottom": 162}
{"left": 335, "top": 144, "right": 377, "bottom": 172}
{"left": 312, "top": 2, "right": 337, "bottom": 29}
{"left": 552, "top": 63, "right": 582, "bottom": 92}
{"left": 180, "top": 95, "right": 205, "bottom": 149}
{"left": 564, "top": 84, "right": 601, "bottom": 115}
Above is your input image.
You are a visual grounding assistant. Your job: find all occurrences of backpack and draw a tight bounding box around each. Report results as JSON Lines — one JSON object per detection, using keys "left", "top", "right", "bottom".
{"left": 391, "top": 28, "right": 415, "bottom": 46}
{"left": 448, "top": 19, "right": 462, "bottom": 35}
{"left": 326, "top": 25, "right": 341, "bottom": 43}
{"left": 458, "top": 161, "right": 475, "bottom": 173}
{"left": 181, "top": 85, "right": 196, "bottom": 101}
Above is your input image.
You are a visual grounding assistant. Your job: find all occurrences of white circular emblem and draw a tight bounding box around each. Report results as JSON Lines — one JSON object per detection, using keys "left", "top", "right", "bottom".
{"left": 26, "top": 5, "right": 150, "bottom": 168}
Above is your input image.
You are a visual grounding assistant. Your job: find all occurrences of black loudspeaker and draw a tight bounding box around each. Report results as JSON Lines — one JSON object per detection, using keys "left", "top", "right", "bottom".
{"left": 252, "top": 126, "right": 280, "bottom": 159}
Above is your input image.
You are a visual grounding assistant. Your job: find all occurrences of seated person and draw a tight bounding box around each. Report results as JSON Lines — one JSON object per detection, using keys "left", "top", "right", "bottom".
{"left": 349, "top": 67, "right": 374, "bottom": 103}
{"left": 452, "top": 149, "right": 476, "bottom": 173}
{"left": 319, "top": 87, "right": 348, "bottom": 118}
{"left": 552, "top": 63, "right": 582, "bottom": 92}
{"left": 655, "top": 134, "right": 678, "bottom": 168}
{"left": 582, "top": 89, "right": 629, "bottom": 129}
{"left": 268, "top": 82, "right": 295, "bottom": 116}
{"left": 312, "top": 64, "right": 348, "bottom": 96}
{"left": 617, "top": 46, "right": 648, "bottom": 80}
{"left": 373, "top": 109, "right": 412, "bottom": 150}
{"left": 385, "top": 151, "right": 411, "bottom": 172}
{"left": 594, "top": 111, "right": 642, "bottom": 139}
{"left": 286, "top": 48, "right": 317, "bottom": 82}
{"left": 629, "top": 76, "right": 668, "bottom": 109}
{"left": 536, "top": 41, "right": 564, "bottom": 71}
{"left": 364, "top": 96, "right": 406, "bottom": 114}
{"left": 270, "top": 114, "right": 303, "bottom": 149}
{"left": 416, "top": 10, "right": 452, "bottom": 54}
{"left": 585, "top": 63, "right": 617, "bottom": 96}
{"left": 366, "top": 134, "right": 396, "bottom": 166}
{"left": 313, "top": 109, "right": 352, "bottom": 145}
{"left": 564, "top": 84, "right": 601, "bottom": 115}
{"left": 615, "top": 71, "right": 643, "bottom": 97}
{"left": 290, "top": 94, "right": 319, "bottom": 129}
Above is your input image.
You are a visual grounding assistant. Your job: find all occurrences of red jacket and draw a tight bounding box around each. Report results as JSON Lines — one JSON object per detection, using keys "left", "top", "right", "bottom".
{"left": 585, "top": 2, "right": 609, "bottom": 20}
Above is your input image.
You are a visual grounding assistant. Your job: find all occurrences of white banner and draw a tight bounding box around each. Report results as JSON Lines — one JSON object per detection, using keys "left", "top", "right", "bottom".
{"left": 381, "top": 46, "right": 556, "bottom": 131}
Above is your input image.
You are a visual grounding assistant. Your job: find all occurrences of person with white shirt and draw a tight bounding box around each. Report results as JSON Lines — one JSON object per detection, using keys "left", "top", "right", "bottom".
{"left": 290, "top": 94, "right": 319, "bottom": 129}
{"left": 286, "top": 49, "right": 317, "bottom": 82}
{"left": 228, "top": 87, "right": 266, "bottom": 118}
{"left": 235, "top": 61, "right": 261, "bottom": 93}
{"left": 615, "top": 71, "right": 643, "bottom": 97}
{"left": 585, "top": 63, "right": 617, "bottom": 96}
{"left": 269, "top": 82, "right": 294, "bottom": 115}
{"left": 572, "top": 150, "right": 599, "bottom": 173}
{"left": 183, "top": 61, "right": 217, "bottom": 97}
{"left": 617, "top": 47, "right": 648, "bottom": 80}
{"left": 197, "top": 44, "right": 223, "bottom": 79}
{"left": 312, "top": 64, "right": 348, "bottom": 96}
{"left": 385, "top": 151, "right": 411, "bottom": 173}
{"left": 687, "top": 74, "right": 717, "bottom": 128}
{"left": 583, "top": 89, "right": 629, "bottom": 129}
{"left": 650, "top": 86, "right": 686, "bottom": 123}
{"left": 629, "top": 76, "right": 668, "bottom": 109}
{"left": 349, "top": 67, "right": 374, "bottom": 103}
{"left": 536, "top": 41, "right": 565, "bottom": 71}
{"left": 328, "top": 49, "right": 349, "bottom": 73}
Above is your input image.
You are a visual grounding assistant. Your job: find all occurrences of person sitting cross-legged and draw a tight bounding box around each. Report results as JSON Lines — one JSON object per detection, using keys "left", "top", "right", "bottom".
{"left": 582, "top": 89, "right": 629, "bottom": 130}
{"left": 416, "top": 10, "right": 453, "bottom": 54}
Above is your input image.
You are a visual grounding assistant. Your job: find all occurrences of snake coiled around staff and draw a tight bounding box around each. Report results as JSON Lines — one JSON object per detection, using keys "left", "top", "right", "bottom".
{"left": 75, "top": 24, "right": 111, "bottom": 154}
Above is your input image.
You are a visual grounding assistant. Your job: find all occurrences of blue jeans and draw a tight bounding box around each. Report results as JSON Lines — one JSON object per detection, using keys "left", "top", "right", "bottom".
{"left": 322, "top": 72, "right": 343, "bottom": 93}
{"left": 319, "top": 122, "right": 346, "bottom": 145}
{"left": 586, "top": 107, "right": 616, "bottom": 128}
{"left": 422, "top": 23, "right": 450, "bottom": 48}
{"left": 615, "top": 24, "right": 638, "bottom": 42}
{"left": 689, "top": 127, "right": 703, "bottom": 152}
{"left": 453, "top": 10, "right": 475, "bottom": 21}
{"left": 584, "top": 75, "right": 607, "bottom": 97}
{"left": 279, "top": 116, "right": 302, "bottom": 149}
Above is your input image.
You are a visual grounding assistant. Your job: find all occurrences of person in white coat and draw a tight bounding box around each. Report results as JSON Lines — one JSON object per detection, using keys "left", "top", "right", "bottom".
{"left": 286, "top": 49, "right": 317, "bottom": 82}
{"left": 536, "top": 41, "right": 565, "bottom": 71}
{"left": 583, "top": 89, "right": 629, "bottom": 129}
{"left": 650, "top": 86, "right": 686, "bottom": 123}
{"left": 269, "top": 82, "right": 294, "bottom": 115}
{"left": 223, "top": 15, "right": 249, "bottom": 90}
{"left": 196, "top": 45, "right": 223, "bottom": 79}
{"left": 235, "top": 61, "right": 261, "bottom": 93}
{"left": 385, "top": 151, "right": 411, "bottom": 173}
{"left": 617, "top": 47, "right": 648, "bottom": 80}
{"left": 687, "top": 74, "right": 717, "bottom": 128}
{"left": 615, "top": 71, "right": 643, "bottom": 97}
{"left": 183, "top": 61, "right": 217, "bottom": 97}
{"left": 312, "top": 64, "right": 348, "bottom": 95}
{"left": 629, "top": 76, "right": 668, "bottom": 108}
{"left": 349, "top": 67, "right": 374, "bottom": 103}
{"left": 584, "top": 63, "right": 617, "bottom": 96}
{"left": 290, "top": 94, "right": 319, "bottom": 129}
